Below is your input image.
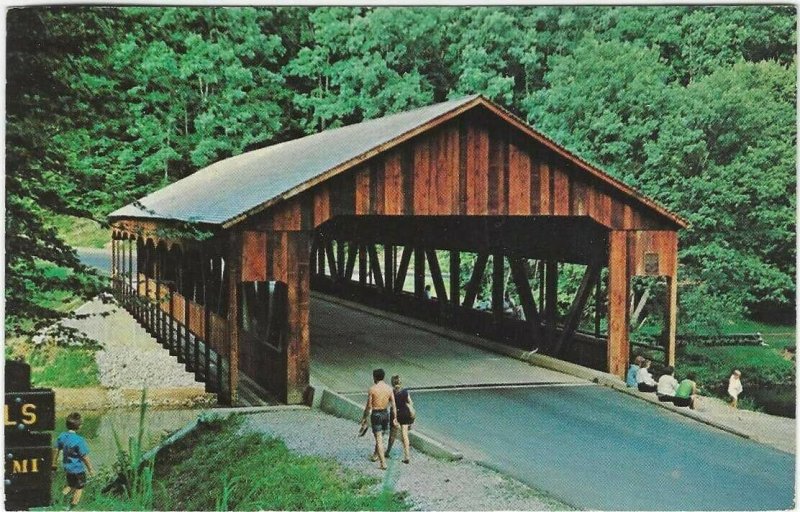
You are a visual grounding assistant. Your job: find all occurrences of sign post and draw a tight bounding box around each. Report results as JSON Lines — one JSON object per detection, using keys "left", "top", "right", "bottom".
{"left": 4, "top": 360, "right": 55, "bottom": 510}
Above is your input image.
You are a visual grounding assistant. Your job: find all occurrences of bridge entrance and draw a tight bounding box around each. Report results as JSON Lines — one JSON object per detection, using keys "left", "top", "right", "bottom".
{"left": 310, "top": 215, "right": 611, "bottom": 371}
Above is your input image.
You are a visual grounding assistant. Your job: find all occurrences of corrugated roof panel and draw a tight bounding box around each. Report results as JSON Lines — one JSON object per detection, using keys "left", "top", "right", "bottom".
{"left": 109, "top": 95, "right": 480, "bottom": 225}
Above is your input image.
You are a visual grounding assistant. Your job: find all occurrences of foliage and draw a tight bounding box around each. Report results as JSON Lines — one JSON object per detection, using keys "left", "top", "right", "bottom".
{"left": 150, "top": 414, "right": 409, "bottom": 511}
{"left": 680, "top": 344, "right": 794, "bottom": 388}
{"left": 6, "top": 338, "right": 101, "bottom": 388}
{"left": 48, "top": 215, "right": 111, "bottom": 249}
{"left": 108, "top": 389, "right": 155, "bottom": 509}
{"left": 5, "top": 5, "right": 796, "bottom": 333}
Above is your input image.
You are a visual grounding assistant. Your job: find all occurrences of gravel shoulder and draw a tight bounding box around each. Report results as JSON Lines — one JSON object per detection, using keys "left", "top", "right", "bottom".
{"left": 241, "top": 409, "right": 570, "bottom": 511}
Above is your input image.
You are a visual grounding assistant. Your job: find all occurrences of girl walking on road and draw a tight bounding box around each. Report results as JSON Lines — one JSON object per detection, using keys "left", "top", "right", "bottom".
{"left": 386, "top": 375, "right": 415, "bottom": 464}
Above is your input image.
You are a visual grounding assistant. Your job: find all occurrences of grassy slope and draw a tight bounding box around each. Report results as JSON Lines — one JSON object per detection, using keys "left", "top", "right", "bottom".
{"left": 69, "top": 417, "right": 409, "bottom": 511}
{"left": 48, "top": 214, "right": 109, "bottom": 249}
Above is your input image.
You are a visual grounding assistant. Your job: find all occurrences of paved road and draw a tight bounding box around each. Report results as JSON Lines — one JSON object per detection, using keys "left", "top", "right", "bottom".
{"left": 409, "top": 386, "right": 793, "bottom": 510}
{"left": 76, "top": 247, "right": 112, "bottom": 275}
{"left": 312, "top": 297, "right": 795, "bottom": 511}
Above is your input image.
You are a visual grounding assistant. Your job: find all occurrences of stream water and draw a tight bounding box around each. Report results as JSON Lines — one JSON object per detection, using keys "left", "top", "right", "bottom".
{"left": 54, "top": 407, "right": 202, "bottom": 471}
{"left": 748, "top": 385, "right": 796, "bottom": 418}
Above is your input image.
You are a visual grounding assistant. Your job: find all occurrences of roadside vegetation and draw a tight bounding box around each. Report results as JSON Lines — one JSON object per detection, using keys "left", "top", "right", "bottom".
{"left": 47, "top": 214, "right": 110, "bottom": 249}
{"left": 58, "top": 410, "right": 408, "bottom": 511}
{"left": 5, "top": 260, "right": 103, "bottom": 388}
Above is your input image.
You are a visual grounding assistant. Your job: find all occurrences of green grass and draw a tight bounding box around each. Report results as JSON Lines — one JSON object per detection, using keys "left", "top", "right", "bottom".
{"left": 148, "top": 417, "right": 408, "bottom": 511}
{"left": 6, "top": 335, "right": 100, "bottom": 388}
{"left": 48, "top": 214, "right": 109, "bottom": 249}
{"left": 678, "top": 343, "right": 794, "bottom": 415}
{"left": 66, "top": 415, "right": 409, "bottom": 511}
{"left": 28, "top": 346, "right": 100, "bottom": 388}
{"left": 722, "top": 318, "right": 795, "bottom": 349}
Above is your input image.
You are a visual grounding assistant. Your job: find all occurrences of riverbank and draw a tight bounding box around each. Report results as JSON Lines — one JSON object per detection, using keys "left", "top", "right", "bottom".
{"left": 58, "top": 298, "right": 215, "bottom": 407}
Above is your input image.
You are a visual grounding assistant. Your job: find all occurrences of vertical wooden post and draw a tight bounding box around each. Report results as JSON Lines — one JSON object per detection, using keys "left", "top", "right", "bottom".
{"left": 202, "top": 251, "right": 212, "bottom": 391}
{"left": 384, "top": 244, "right": 393, "bottom": 294}
{"left": 666, "top": 274, "right": 678, "bottom": 367}
{"left": 122, "top": 239, "right": 128, "bottom": 301}
{"left": 144, "top": 248, "right": 151, "bottom": 329}
{"left": 544, "top": 260, "right": 558, "bottom": 351}
{"left": 414, "top": 247, "right": 425, "bottom": 298}
{"left": 285, "top": 230, "right": 311, "bottom": 404}
{"left": 538, "top": 260, "right": 545, "bottom": 314}
{"left": 127, "top": 238, "right": 133, "bottom": 304}
{"left": 491, "top": 253, "right": 505, "bottom": 320}
{"left": 157, "top": 250, "right": 165, "bottom": 344}
{"left": 186, "top": 252, "right": 195, "bottom": 372}
{"left": 317, "top": 236, "right": 326, "bottom": 276}
{"left": 168, "top": 280, "right": 176, "bottom": 356}
{"left": 358, "top": 244, "right": 367, "bottom": 287}
{"left": 607, "top": 231, "right": 630, "bottom": 377}
{"left": 113, "top": 237, "right": 118, "bottom": 294}
{"left": 226, "top": 233, "right": 241, "bottom": 404}
{"left": 449, "top": 251, "right": 460, "bottom": 306}
{"left": 337, "top": 240, "right": 345, "bottom": 279}
{"left": 594, "top": 276, "right": 602, "bottom": 337}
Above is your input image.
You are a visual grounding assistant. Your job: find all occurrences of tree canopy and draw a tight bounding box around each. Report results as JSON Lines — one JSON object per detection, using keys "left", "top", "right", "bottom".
{"left": 5, "top": 6, "right": 796, "bottom": 334}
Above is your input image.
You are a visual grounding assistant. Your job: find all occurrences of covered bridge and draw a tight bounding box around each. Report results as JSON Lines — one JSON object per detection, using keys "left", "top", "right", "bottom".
{"left": 108, "top": 95, "right": 686, "bottom": 405}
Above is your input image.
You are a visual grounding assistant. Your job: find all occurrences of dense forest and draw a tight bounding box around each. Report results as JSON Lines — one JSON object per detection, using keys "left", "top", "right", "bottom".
{"left": 6, "top": 6, "right": 796, "bottom": 336}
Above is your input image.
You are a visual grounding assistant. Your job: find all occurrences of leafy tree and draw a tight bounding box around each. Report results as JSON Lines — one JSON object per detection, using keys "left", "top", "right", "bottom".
{"left": 5, "top": 5, "right": 796, "bottom": 335}
{"left": 6, "top": 8, "right": 106, "bottom": 335}
{"left": 284, "top": 7, "right": 438, "bottom": 133}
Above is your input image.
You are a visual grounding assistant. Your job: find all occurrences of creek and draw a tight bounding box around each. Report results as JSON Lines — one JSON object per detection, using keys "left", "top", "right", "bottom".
{"left": 54, "top": 407, "right": 202, "bottom": 471}
{"left": 748, "top": 385, "right": 796, "bottom": 418}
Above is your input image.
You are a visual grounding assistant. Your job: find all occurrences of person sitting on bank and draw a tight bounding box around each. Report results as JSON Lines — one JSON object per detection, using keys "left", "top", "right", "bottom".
{"left": 636, "top": 359, "right": 658, "bottom": 392}
{"left": 656, "top": 365, "right": 679, "bottom": 402}
{"left": 627, "top": 355, "right": 644, "bottom": 387}
{"left": 673, "top": 372, "right": 698, "bottom": 409}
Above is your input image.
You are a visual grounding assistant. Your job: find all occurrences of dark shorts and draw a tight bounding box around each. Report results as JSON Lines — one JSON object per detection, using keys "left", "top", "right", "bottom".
{"left": 390, "top": 411, "right": 414, "bottom": 427}
{"left": 371, "top": 409, "right": 389, "bottom": 433}
{"left": 638, "top": 383, "right": 657, "bottom": 392}
{"left": 396, "top": 410, "right": 414, "bottom": 426}
{"left": 66, "top": 472, "right": 87, "bottom": 489}
{"left": 672, "top": 396, "right": 692, "bottom": 407}
{"left": 656, "top": 393, "right": 674, "bottom": 402}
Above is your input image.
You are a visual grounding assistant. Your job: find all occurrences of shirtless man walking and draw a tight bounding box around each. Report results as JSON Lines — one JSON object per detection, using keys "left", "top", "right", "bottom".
{"left": 360, "top": 368, "right": 398, "bottom": 470}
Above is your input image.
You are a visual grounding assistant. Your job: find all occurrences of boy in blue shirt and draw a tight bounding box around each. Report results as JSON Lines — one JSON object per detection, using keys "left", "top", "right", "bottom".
{"left": 53, "top": 412, "right": 94, "bottom": 509}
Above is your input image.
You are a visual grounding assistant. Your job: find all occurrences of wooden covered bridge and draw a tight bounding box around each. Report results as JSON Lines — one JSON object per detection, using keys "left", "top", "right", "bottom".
{"left": 108, "top": 95, "right": 686, "bottom": 405}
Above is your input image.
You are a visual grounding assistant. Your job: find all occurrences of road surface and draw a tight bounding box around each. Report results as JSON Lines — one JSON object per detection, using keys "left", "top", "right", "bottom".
{"left": 76, "top": 247, "right": 112, "bottom": 274}
{"left": 312, "top": 296, "right": 795, "bottom": 510}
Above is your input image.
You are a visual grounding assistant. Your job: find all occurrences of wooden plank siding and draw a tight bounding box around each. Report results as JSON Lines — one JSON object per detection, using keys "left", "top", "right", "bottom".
{"left": 275, "top": 116, "right": 675, "bottom": 235}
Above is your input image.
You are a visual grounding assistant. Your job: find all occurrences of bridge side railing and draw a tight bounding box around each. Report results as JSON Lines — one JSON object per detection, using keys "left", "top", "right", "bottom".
{"left": 111, "top": 271, "right": 230, "bottom": 403}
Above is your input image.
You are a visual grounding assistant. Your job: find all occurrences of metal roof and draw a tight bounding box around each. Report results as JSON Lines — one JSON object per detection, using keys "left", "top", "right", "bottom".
{"left": 109, "top": 95, "right": 480, "bottom": 225}
{"left": 109, "top": 94, "right": 687, "bottom": 229}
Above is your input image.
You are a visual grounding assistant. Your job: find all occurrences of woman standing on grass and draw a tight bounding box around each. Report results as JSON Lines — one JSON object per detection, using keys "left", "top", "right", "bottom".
{"left": 386, "top": 375, "right": 415, "bottom": 464}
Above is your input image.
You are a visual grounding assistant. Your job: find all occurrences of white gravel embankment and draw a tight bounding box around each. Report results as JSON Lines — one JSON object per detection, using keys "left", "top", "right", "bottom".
{"left": 242, "top": 409, "right": 568, "bottom": 511}
{"left": 59, "top": 298, "right": 214, "bottom": 406}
